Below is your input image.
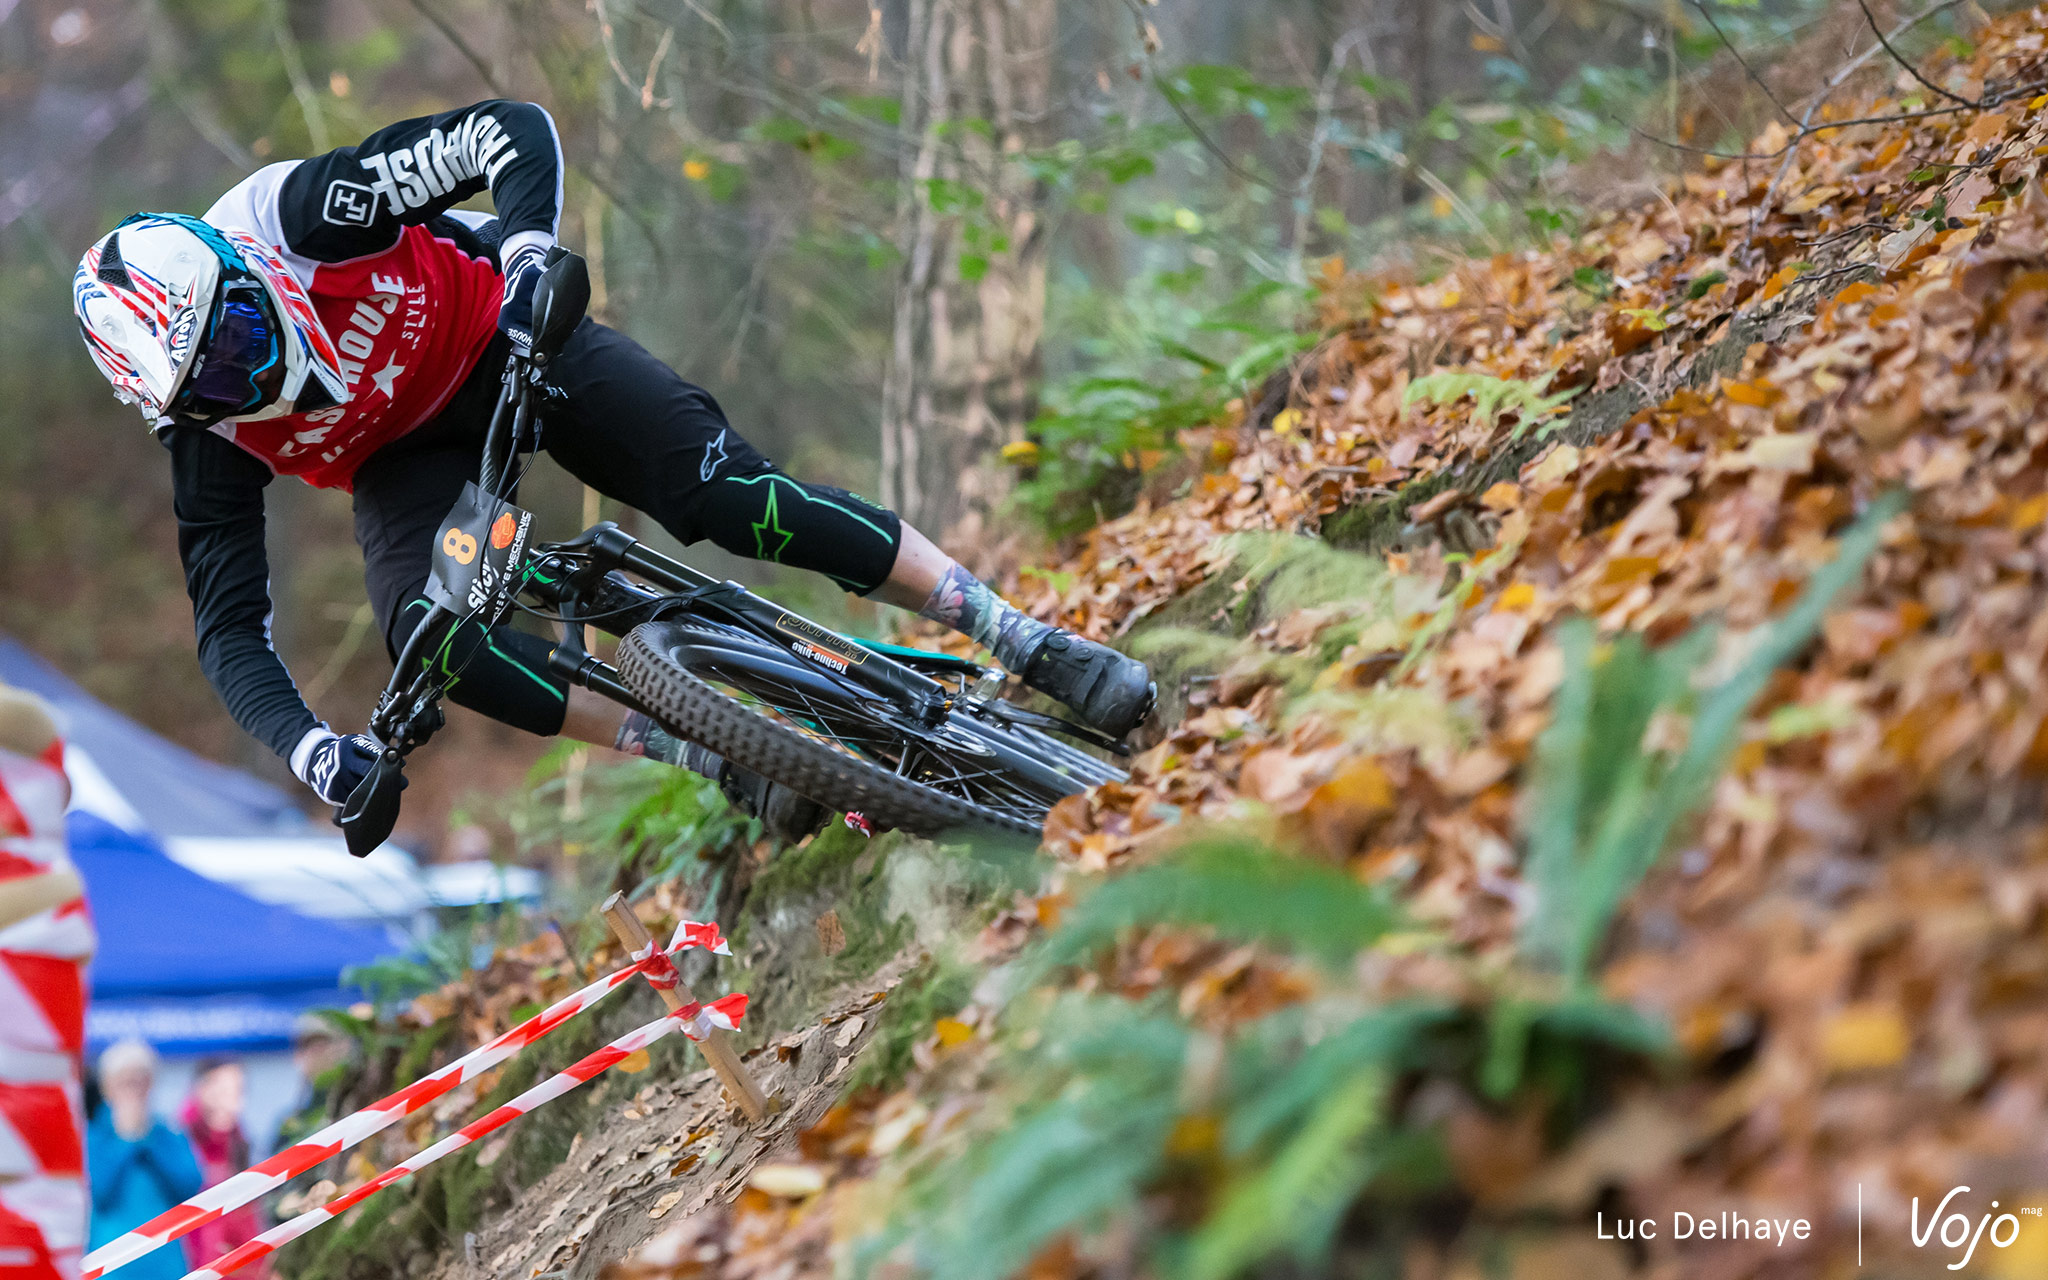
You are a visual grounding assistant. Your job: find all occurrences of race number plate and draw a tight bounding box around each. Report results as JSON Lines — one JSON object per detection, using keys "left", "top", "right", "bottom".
{"left": 425, "top": 482, "right": 537, "bottom": 613}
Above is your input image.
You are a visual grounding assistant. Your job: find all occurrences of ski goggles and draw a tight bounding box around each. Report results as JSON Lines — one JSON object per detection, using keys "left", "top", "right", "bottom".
{"left": 173, "top": 280, "right": 283, "bottom": 419}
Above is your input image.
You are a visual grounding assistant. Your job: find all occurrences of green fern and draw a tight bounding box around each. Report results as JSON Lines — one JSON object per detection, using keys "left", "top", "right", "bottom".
{"left": 1031, "top": 835, "right": 1403, "bottom": 977}
{"left": 866, "top": 997, "right": 1189, "bottom": 1280}
{"left": 1521, "top": 491, "right": 1905, "bottom": 983}
{"left": 1402, "top": 368, "right": 1581, "bottom": 436}
{"left": 513, "top": 756, "right": 753, "bottom": 889}
{"left": 1183, "top": 1072, "right": 1384, "bottom": 1280}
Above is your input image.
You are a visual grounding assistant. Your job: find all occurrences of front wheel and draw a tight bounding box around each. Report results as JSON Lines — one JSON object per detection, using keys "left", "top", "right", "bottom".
{"left": 614, "top": 620, "right": 1081, "bottom": 838}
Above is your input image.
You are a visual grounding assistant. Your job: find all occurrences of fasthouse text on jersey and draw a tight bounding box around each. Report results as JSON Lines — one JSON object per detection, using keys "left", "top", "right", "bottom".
{"left": 357, "top": 113, "right": 521, "bottom": 217}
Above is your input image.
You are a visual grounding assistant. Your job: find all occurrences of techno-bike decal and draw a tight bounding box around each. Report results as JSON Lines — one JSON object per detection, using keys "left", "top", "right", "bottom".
{"left": 775, "top": 613, "right": 869, "bottom": 675}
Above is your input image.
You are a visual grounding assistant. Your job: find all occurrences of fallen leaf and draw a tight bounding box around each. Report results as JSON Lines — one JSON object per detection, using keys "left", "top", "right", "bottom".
{"left": 817, "top": 909, "right": 846, "bottom": 957}
{"left": 1481, "top": 481, "right": 1523, "bottom": 511}
{"left": 1717, "top": 431, "right": 1817, "bottom": 474}
{"left": 748, "top": 1163, "right": 827, "bottom": 1198}
{"left": 1409, "top": 488, "right": 1464, "bottom": 523}
{"left": 1524, "top": 442, "right": 1580, "bottom": 487}
{"left": 1821, "top": 1003, "right": 1911, "bottom": 1072}
{"left": 648, "top": 1189, "right": 686, "bottom": 1220}
{"left": 1496, "top": 582, "right": 1538, "bottom": 613}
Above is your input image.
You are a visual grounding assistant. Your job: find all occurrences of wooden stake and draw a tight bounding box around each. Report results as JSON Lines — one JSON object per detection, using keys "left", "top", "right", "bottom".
{"left": 599, "top": 892, "right": 770, "bottom": 1123}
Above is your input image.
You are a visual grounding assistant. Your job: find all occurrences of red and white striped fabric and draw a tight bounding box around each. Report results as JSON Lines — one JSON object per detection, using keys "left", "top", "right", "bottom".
{"left": 0, "top": 1177, "right": 88, "bottom": 1280}
{"left": 0, "top": 738, "right": 93, "bottom": 1280}
{"left": 81, "top": 919, "right": 736, "bottom": 1278}
{"left": 674, "top": 993, "right": 747, "bottom": 1040}
{"left": 632, "top": 918, "right": 729, "bottom": 993}
{"left": 667, "top": 920, "right": 730, "bottom": 957}
{"left": 179, "top": 994, "right": 748, "bottom": 1280}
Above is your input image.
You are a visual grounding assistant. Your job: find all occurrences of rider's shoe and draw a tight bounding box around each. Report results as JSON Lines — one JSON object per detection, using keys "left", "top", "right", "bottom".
{"left": 1017, "top": 630, "right": 1156, "bottom": 739}
{"left": 678, "top": 742, "right": 829, "bottom": 844}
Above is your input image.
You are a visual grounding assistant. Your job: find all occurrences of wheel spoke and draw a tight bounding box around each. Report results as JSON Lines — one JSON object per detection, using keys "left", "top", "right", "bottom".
{"left": 680, "top": 653, "right": 1091, "bottom": 823}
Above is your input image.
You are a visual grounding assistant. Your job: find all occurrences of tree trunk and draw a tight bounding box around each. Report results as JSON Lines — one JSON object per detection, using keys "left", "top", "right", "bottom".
{"left": 880, "top": 0, "right": 1054, "bottom": 553}
{"left": 1394, "top": 0, "right": 1435, "bottom": 208}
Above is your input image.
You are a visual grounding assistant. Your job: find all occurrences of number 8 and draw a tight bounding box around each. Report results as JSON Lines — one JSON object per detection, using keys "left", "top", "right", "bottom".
{"left": 442, "top": 527, "right": 478, "bottom": 565}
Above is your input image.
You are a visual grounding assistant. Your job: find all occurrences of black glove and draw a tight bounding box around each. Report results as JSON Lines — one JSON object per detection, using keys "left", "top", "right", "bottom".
{"left": 498, "top": 242, "right": 549, "bottom": 357}
{"left": 294, "top": 730, "right": 385, "bottom": 806}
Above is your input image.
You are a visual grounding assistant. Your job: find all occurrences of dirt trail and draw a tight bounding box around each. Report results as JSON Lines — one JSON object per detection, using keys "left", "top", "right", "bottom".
{"left": 426, "top": 966, "right": 903, "bottom": 1280}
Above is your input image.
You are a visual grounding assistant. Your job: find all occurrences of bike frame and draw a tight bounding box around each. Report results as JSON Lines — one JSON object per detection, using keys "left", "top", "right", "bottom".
{"left": 366, "top": 380, "right": 956, "bottom": 756}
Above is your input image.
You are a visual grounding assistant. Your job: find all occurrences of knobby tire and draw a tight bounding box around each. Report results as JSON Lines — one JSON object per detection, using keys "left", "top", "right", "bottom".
{"left": 615, "top": 621, "right": 1045, "bottom": 838}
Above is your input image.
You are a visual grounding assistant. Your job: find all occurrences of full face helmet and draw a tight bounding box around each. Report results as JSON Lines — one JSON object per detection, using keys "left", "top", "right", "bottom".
{"left": 72, "top": 212, "right": 349, "bottom": 425}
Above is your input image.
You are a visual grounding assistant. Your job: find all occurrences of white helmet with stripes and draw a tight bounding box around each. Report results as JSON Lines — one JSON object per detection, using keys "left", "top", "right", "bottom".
{"left": 72, "top": 212, "right": 349, "bottom": 425}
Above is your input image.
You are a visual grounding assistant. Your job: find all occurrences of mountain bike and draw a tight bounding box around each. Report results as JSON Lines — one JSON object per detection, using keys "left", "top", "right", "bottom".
{"left": 337, "top": 250, "right": 1129, "bottom": 855}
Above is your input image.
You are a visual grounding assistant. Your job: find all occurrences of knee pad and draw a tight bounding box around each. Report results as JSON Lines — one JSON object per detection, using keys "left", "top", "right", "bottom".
{"left": 692, "top": 471, "right": 903, "bottom": 595}
{"left": 394, "top": 598, "right": 569, "bottom": 737}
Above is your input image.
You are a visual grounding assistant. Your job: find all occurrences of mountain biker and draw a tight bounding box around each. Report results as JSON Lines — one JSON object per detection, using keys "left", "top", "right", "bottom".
{"left": 70, "top": 100, "right": 1153, "bottom": 837}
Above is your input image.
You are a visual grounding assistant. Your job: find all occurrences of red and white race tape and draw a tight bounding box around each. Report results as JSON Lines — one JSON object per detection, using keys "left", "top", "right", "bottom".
{"left": 82, "top": 920, "right": 734, "bottom": 1279}
{"left": 634, "top": 918, "right": 730, "bottom": 992}
{"left": 180, "top": 994, "right": 747, "bottom": 1280}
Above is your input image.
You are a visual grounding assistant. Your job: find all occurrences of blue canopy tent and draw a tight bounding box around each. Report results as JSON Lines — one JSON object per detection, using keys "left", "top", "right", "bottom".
{"left": 0, "top": 636, "right": 542, "bottom": 926}
{"left": 68, "top": 812, "right": 389, "bottom": 1055}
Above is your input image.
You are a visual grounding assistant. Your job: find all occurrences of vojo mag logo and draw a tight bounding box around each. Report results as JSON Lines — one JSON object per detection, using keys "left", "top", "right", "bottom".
{"left": 1911, "top": 1187, "right": 2036, "bottom": 1271}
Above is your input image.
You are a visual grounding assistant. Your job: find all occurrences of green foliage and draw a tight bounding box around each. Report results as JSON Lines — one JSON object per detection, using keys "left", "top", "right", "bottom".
{"left": 1403, "top": 368, "right": 1581, "bottom": 437}
{"left": 866, "top": 815, "right": 1677, "bottom": 1279}
{"left": 512, "top": 754, "right": 754, "bottom": 893}
{"left": 1182, "top": 1072, "right": 1383, "bottom": 1280}
{"left": 843, "top": 953, "right": 977, "bottom": 1094}
{"left": 868, "top": 966, "right": 1663, "bottom": 1279}
{"left": 342, "top": 905, "right": 505, "bottom": 1008}
{"left": 861, "top": 996, "right": 1189, "bottom": 1280}
{"left": 1521, "top": 491, "right": 1905, "bottom": 983}
{"left": 1030, "top": 836, "right": 1401, "bottom": 977}
{"left": 1014, "top": 282, "right": 1316, "bottom": 536}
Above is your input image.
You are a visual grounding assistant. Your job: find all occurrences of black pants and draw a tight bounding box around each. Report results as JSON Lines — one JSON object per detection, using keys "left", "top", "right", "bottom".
{"left": 350, "top": 321, "right": 902, "bottom": 737}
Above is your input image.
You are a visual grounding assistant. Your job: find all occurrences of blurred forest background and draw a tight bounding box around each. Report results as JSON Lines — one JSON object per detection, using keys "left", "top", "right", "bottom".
{"left": 0, "top": 0, "right": 1971, "bottom": 852}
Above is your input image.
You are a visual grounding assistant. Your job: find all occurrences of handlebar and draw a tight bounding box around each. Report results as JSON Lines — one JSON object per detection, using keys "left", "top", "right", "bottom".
{"left": 331, "top": 249, "right": 592, "bottom": 856}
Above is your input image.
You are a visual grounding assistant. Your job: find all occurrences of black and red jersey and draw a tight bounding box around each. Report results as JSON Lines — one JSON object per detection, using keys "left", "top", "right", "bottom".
{"left": 198, "top": 100, "right": 562, "bottom": 489}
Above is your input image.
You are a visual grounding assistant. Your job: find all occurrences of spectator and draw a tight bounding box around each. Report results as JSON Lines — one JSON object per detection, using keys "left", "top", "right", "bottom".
{"left": 84, "top": 1042, "right": 199, "bottom": 1280}
{"left": 289, "top": 1015, "right": 349, "bottom": 1096}
{"left": 0, "top": 683, "right": 94, "bottom": 1280}
{"left": 177, "top": 1061, "right": 269, "bottom": 1279}
{"left": 273, "top": 1016, "right": 350, "bottom": 1154}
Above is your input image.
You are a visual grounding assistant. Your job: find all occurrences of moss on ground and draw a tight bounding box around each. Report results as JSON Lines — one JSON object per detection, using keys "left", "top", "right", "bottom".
{"left": 841, "top": 951, "right": 977, "bottom": 1093}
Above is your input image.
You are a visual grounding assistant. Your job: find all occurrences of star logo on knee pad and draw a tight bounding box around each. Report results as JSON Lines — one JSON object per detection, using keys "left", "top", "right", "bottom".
{"left": 752, "top": 481, "right": 796, "bottom": 562}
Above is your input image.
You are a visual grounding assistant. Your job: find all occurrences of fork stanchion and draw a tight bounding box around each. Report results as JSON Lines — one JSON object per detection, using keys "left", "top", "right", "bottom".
{"left": 600, "top": 891, "right": 772, "bottom": 1122}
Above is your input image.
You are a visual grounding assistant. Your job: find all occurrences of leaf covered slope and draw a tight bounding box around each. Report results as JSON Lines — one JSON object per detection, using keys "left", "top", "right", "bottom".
{"left": 614, "top": 10, "right": 2048, "bottom": 1278}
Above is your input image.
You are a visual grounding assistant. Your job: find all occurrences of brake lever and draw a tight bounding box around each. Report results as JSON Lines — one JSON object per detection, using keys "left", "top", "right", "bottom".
{"left": 335, "top": 747, "right": 407, "bottom": 857}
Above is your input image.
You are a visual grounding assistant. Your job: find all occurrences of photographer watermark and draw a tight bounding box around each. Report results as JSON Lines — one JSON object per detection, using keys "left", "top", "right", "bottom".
{"left": 1596, "top": 1212, "right": 1811, "bottom": 1247}
{"left": 1592, "top": 1185, "right": 2040, "bottom": 1270}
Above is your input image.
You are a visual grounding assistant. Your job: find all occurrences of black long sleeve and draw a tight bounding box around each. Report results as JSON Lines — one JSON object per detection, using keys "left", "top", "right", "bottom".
{"left": 268, "top": 100, "right": 563, "bottom": 263}
{"left": 166, "top": 426, "right": 321, "bottom": 759}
